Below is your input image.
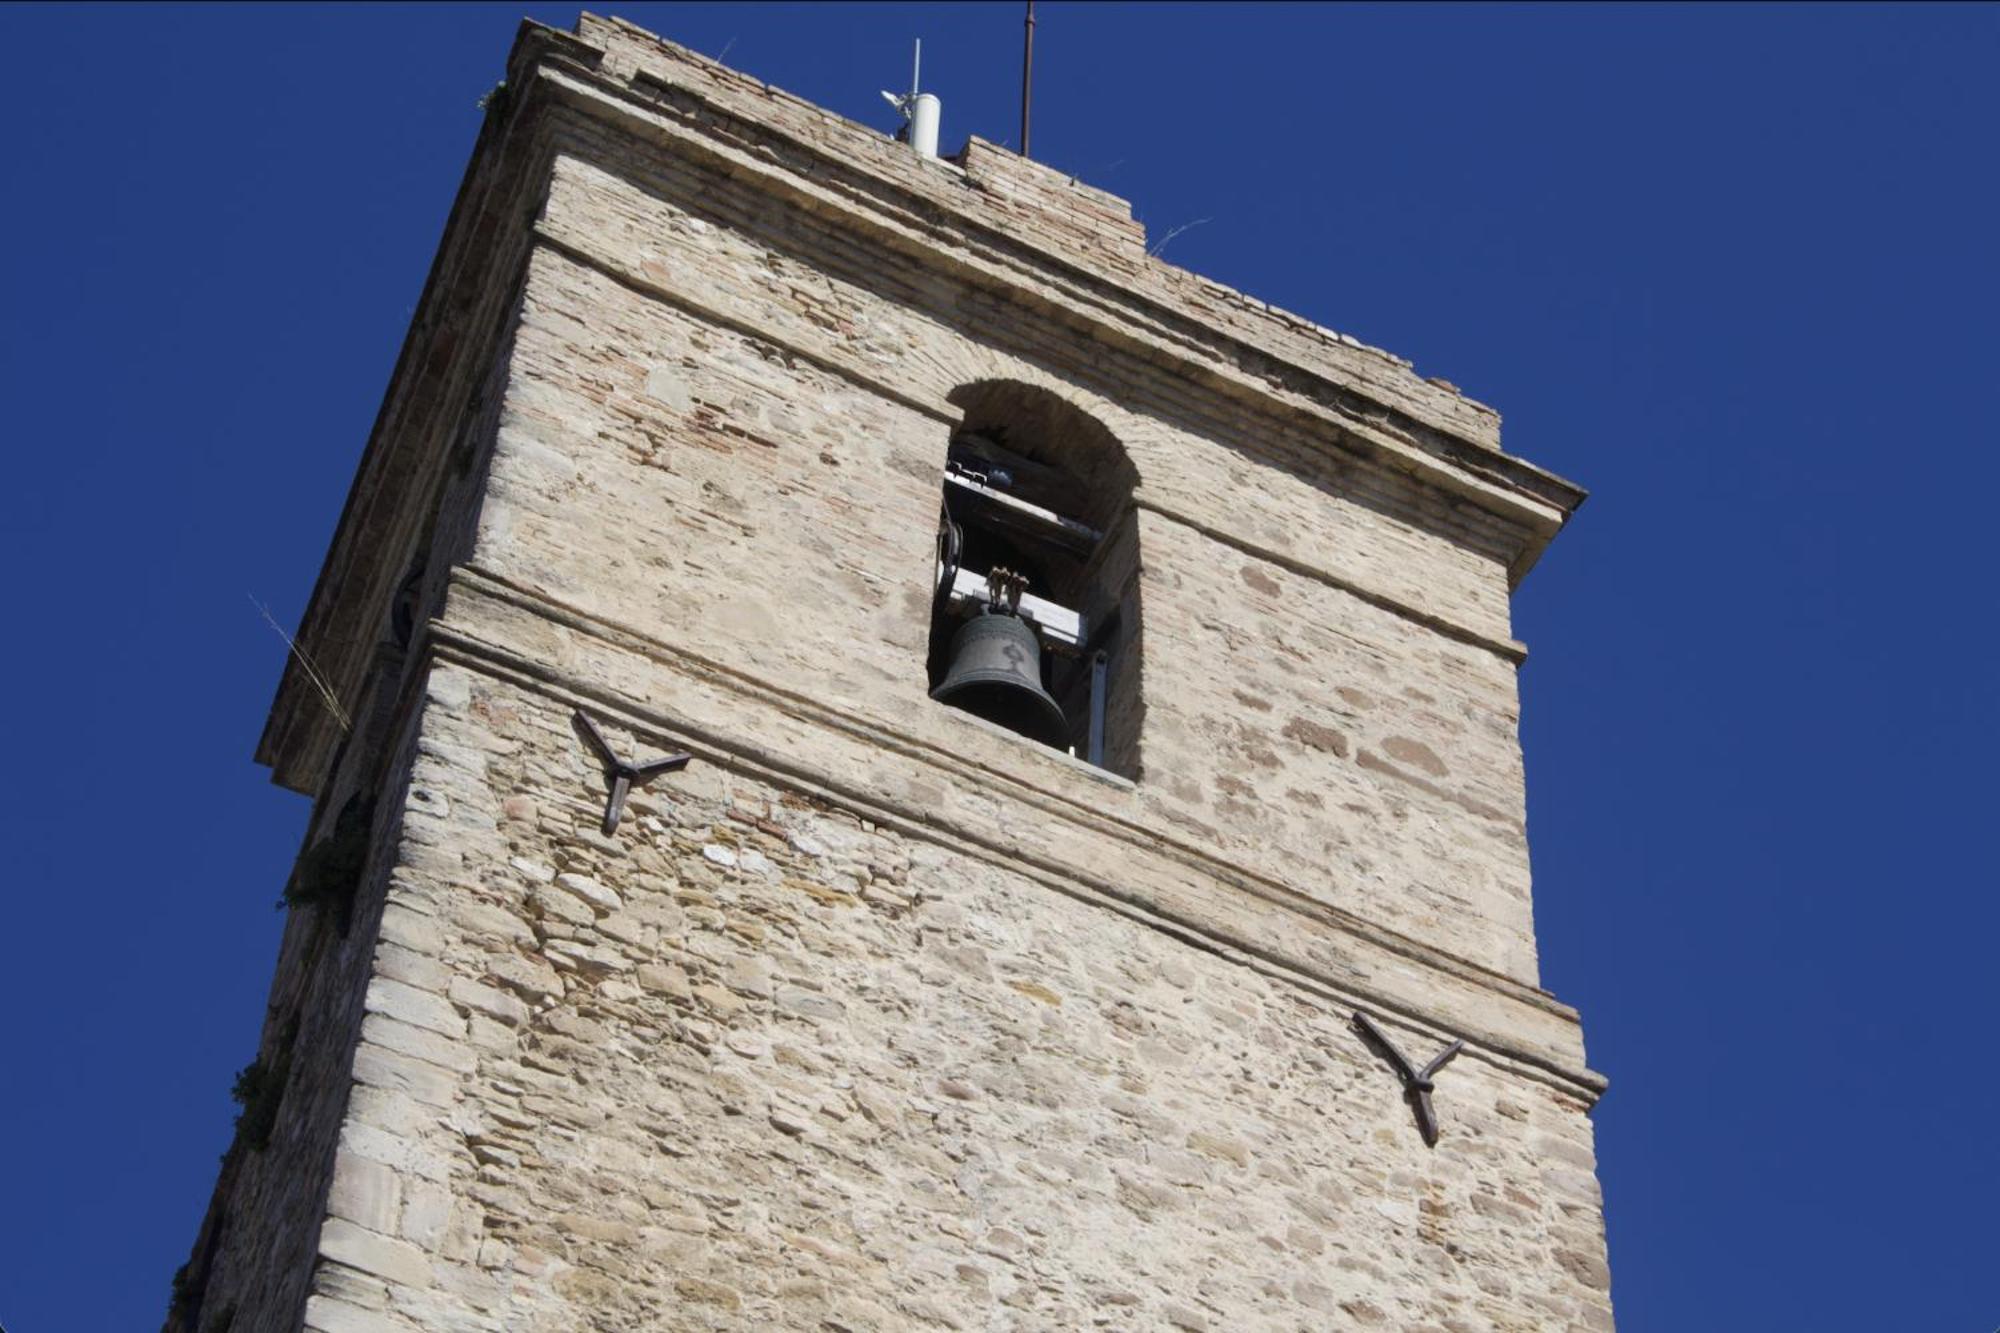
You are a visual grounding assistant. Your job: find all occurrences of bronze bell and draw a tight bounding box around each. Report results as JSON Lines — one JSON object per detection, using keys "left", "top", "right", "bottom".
{"left": 931, "top": 611, "right": 1069, "bottom": 747}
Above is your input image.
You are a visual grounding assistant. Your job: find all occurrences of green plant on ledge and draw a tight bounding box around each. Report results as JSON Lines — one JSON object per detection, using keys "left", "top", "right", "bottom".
{"left": 283, "top": 794, "right": 375, "bottom": 929}
{"left": 228, "top": 1017, "right": 298, "bottom": 1153}
{"left": 168, "top": 1262, "right": 196, "bottom": 1327}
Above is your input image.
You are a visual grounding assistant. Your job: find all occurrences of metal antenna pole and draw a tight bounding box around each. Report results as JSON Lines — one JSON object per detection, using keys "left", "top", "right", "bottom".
{"left": 912, "top": 37, "right": 922, "bottom": 98}
{"left": 1021, "top": 1, "right": 1035, "bottom": 158}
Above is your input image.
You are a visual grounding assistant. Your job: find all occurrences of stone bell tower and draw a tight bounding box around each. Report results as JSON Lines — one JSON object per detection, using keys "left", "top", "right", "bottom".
{"left": 170, "top": 13, "right": 1610, "bottom": 1331}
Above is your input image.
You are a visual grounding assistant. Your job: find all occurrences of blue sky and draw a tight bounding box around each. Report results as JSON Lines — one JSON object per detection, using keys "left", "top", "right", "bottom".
{"left": 1, "top": 4, "right": 1994, "bottom": 1329}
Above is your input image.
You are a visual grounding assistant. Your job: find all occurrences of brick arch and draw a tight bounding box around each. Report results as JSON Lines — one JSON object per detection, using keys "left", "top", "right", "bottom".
{"left": 945, "top": 379, "right": 1138, "bottom": 530}
{"left": 919, "top": 340, "right": 1168, "bottom": 484}
{"left": 930, "top": 375, "right": 1149, "bottom": 780}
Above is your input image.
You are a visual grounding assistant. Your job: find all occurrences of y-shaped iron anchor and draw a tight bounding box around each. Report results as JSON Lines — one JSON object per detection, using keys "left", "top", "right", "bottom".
{"left": 573, "top": 710, "right": 691, "bottom": 836}
{"left": 1353, "top": 1011, "right": 1464, "bottom": 1148}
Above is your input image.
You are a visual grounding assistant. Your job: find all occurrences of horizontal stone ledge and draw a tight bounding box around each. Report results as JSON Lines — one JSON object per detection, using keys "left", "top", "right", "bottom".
{"left": 440, "top": 565, "right": 1550, "bottom": 1003}
{"left": 419, "top": 573, "right": 1604, "bottom": 1100}
{"left": 521, "top": 63, "right": 1575, "bottom": 544}
{"left": 522, "top": 230, "right": 1526, "bottom": 664}
{"left": 1140, "top": 501, "right": 1529, "bottom": 664}
{"left": 519, "top": 15, "right": 1549, "bottom": 474}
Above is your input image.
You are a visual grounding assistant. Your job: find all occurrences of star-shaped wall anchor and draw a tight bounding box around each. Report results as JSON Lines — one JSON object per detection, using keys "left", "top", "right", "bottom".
{"left": 1353, "top": 1011, "right": 1465, "bottom": 1148}
{"left": 573, "top": 709, "right": 692, "bottom": 836}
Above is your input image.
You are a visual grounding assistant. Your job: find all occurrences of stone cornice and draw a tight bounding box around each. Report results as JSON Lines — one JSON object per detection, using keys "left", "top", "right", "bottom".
{"left": 535, "top": 17, "right": 1587, "bottom": 562}
{"left": 576, "top": 16, "right": 1513, "bottom": 454}
{"left": 525, "top": 59, "right": 1574, "bottom": 563}
{"left": 428, "top": 564, "right": 1604, "bottom": 1102}
{"left": 254, "top": 49, "right": 561, "bottom": 791}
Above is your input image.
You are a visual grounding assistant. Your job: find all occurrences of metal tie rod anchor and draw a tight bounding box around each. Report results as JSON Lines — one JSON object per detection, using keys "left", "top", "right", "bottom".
{"left": 1353, "top": 1011, "right": 1464, "bottom": 1148}
{"left": 573, "top": 710, "right": 691, "bottom": 836}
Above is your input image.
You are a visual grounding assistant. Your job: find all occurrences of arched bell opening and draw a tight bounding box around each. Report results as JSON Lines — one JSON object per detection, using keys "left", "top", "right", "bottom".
{"left": 927, "top": 381, "right": 1142, "bottom": 778}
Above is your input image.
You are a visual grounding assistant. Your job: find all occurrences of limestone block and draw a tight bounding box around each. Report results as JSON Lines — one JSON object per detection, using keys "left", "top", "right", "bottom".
{"left": 304, "top": 1292, "right": 424, "bottom": 1333}
{"left": 328, "top": 1152, "right": 402, "bottom": 1237}
{"left": 447, "top": 977, "right": 530, "bottom": 1027}
{"left": 318, "top": 1220, "right": 434, "bottom": 1289}
{"left": 363, "top": 978, "right": 466, "bottom": 1040}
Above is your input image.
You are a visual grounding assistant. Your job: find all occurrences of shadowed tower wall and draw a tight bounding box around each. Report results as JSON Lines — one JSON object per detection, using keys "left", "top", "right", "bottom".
{"left": 169, "top": 14, "right": 1611, "bottom": 1332}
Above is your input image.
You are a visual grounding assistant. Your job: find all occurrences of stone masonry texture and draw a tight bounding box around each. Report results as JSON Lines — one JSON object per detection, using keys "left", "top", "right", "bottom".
{"left": 172, "top": 13, "right": 1608, "bottom": 1333}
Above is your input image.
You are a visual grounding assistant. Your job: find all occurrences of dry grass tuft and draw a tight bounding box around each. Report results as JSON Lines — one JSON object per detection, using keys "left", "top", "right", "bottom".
{"left": 250, "top": 594, "right": 351, "bottom": 733}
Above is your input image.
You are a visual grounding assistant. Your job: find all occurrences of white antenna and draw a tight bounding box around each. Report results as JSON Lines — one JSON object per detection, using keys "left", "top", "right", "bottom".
{"left": 881, "top": 38, "right": 941, "bottom": 158}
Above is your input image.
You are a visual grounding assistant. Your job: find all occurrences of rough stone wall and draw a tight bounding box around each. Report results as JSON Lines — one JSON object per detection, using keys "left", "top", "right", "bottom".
{"left": 186, "top": 15, "right": 1610, "bottom": 1330}
{"left": 529, "top": 144, "right": 1525, "bottom": 649}
{"left": 485, "top": 185, "right": 1542, "bottom": 982}
{"left": 263, "top": 9, "right": 1589, "bottom": 806}
{"left": 303, "top": 665, "right": 1611, "bottom": 1333}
